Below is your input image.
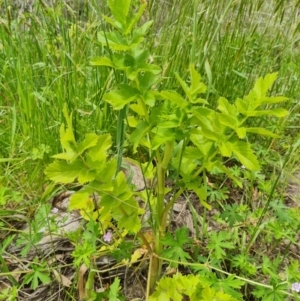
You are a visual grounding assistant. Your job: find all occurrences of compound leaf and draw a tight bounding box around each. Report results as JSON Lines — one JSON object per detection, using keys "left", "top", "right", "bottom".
{"left": 231, "top": 141, "right": 260, "bottom": 171}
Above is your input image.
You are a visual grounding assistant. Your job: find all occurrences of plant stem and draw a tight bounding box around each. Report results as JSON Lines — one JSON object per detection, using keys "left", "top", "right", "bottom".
{"left": 148, "top": 141, "right": 175, "bottom": 292}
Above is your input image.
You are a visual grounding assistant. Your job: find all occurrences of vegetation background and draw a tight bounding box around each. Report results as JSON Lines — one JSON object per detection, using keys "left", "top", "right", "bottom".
{"left": 1, "top": 0, "right": 300, "bottom": 300}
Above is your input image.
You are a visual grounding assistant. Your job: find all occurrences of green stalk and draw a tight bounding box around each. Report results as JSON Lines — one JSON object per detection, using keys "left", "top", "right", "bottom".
{"left": 148, "top": 140, "right": 174, "bottom": 292}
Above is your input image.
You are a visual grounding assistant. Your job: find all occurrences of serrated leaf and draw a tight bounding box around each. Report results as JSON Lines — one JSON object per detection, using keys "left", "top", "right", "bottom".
{"left": 207, "top": 231, "right": 235, "bottom": 259}
{"left": 90, "top": 56, "right": 114, "bottom": 67}
{"left": 129, "top": 121, "right": 150, "bottom": 152}
{"left": 102, "top": 14, "right": 123, "bottom": 31}
{"left": 125, "top": 4, "right": 149, "bottom": 35}
{"left": 190, "top": 97, "right": 207, "bottom": 105}
{"left": 189, "top": 64, "right": 207, "bottom": 95}
{"left": 161, "top": 227, "right": 192, "bottom": 266}
{"left": 160, "top": 90, "right": 188, "bottom": 109}
{"left": 77, "top": 133, "right": 99, "bottom": 155}
{"left": 98, "top": 31, "right": 137, "bottom": 51}
{"left": 260, "top": 96, "right": 288, "bottom": 105}
{"left": 235, "top": 97, "right": 249, "bottom": 115}
{"left": 104, "top": 85, "right": 138, "bottom": 109}
{"left": 175, "top": 72, "right": 191, "bottom": 100}
{"left": 52, "top": 150, "right": 78, "bottom": 161}
{"left": 78, "top": 168, "right": 96, "bottom": 184}
{"left": 246, "top": 127, "right": 280, "bottom": 138}
{"left": 127, "top": 115, "right": 139, "bottom": 127}
{"left": 69, "top": 191, "right": 91, "bottom": 211}
{"left": 231, "top": 141, "right": 260, "bottom": 171}
{"left": 62, "top": 104, "right": 75, "bottom": 141}
{"left": 218, "top": 142, "right": 232, "bottom": 157}
{"left": 107, "top": 0, "right": 131, "bottom": 26}
{"left": 88, "top": 134, "right": 112, "bottom": 163}
{"left": 194, "top": 187, "right": 211, "bottom": 210}
{"left": 118, "top": 210, "right": 141, "bottom": 233}
{"left": 130, "top": 102, "right": 145, "bottom": 116}
{"left": 108, "top": 277, "right": 121, "bottom": 301}
{"left": 218, "top": 113, "right": 238, "bottom": 129}
{"left": 246, "top": 108, "right": 288, "bottom": 118}
{"left": 218, "top": 97, "right": 238, "bottom": 116}
{"left": 181, "top": 146, "right": 203, "bottom": 160}
{"left": 45, "top": 160, "right": 85, "bottom": 183}
{"left": 132, "top": 20, "right": 154, "bottom": 40}
{"left": 190, "top": 134, "right": 214, "bottom": 157}
{"left": 137, "top": 71, "right": 159, "bottom": 92}
{"left": 252, "top": 72, "right": 278, "bottom": 99}
{"left": 158, "top": 121, "right": 179, "bottom": 128}
{"left": 235, "top": 127, "right": 247, "bottom": 139}
{"left": 151, "top": 127, "right": 176, "bottom": 150}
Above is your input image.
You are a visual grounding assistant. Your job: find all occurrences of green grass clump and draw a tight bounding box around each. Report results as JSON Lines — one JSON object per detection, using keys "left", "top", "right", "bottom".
{"left": 1, "top": 0, "right": 300, "bottom": 300}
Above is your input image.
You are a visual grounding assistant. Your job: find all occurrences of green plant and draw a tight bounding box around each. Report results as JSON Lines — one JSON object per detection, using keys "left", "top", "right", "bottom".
{"left": 44, "top": 0, "right": 292, "bottom": 299}
{"left": 22, "top": 257, "right": 51, "bottom": 290}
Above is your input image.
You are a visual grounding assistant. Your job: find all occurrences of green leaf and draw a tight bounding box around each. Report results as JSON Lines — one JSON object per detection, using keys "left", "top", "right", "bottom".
{"left": 62, "top": 104, "right": 75, "bottom": 142}
{"left": 218, "top": 142, "right": 232, "bottom": 157}
{"left": 245, "top": 127, "right": 280, "bottom": 138}
{"left": 187, "top": 182, "right": 211, "bottom": 210}
{"left": 189, "top": 64, "right": 207, "bottom": 95}
{"left": 102, "top": 14, "right": 123, "bottom": 31}
{"left": 125, "top": 4, "right": 149, "bottom": 35}
{"left": 59, "top": 104, "right": 77, "bottom": 159}
{"left": 252, "top": 72, "right": 278, "bottom": 100}
{"left": 209, "top": 161, "right": 243, "bottom": 188}
{"left": 160, "top": 90, "right": 188, "bottom": 109}
{"left": 127, "top": 63, "right": 161, "bottom": 80}
{"left": 108, "top": 277, "right": 122, "bottom": 301}
{"left": 52, "top": 149, "right": 77, "bottom": 161}
{"left": 23, "top": 258, "right": 51, "bottom": 290}
{"left": 88, "top": 134, "right": 112, "bottom": 163}
{"left": 78, "top": 168, "right": 96, "bottom": 184}
{"left": 69, "top": 191, "right": 91, "bottom": 211}
{"left": 98, "top": 31, "right": 139, "bottom": 51}
{"left": 207, "top": 231, "right": 235, "bottom": 259}
{"left": 161, "top": 227, "right": 192, "bottom": 266}
{"left": 230, "top": 141, "right": 260, "bottom": 171}
{"left": 260, "top": 96, "right": 288, "bottom": 105}
{"left": 126, "top": 113, "right": 143, "bottom": 128}
{"left": 133, "top": 20, "right": 154, "bottom": 39}
{"left": 217, "top": 97, "right": 238, "bottom": 116}
{"left": 78, "top": 133, "right": 99, "bottom": 155}
{"left": 151, "top": 127, "right": 176, "bottom": 150}
{"left": 107, "top": 0, "right": 131, "bottom": 27}
{"left": 175, "top": 72, "right": 191, "bottom": 100}
{"left": 45, "top": 160, "right": 85, "bottom": 183}
{"left": 203, "top": 273, "right": 244, "bottom": 300}
{"left": 90, "top": 56, "right": 114, "bottom": 67}
{"left": 235, "top": 97, "right": 249, "bottom": 115}
{"left": 190, "top": 134, "right": 214, "bottom": 157}
{"left": 246, "top": 108, "right": 288, "bottom": 118}
{"left": 235, "top": 127, "right": 247, "bottom": 139}
{"left": 129, "top": 121, "right": 150, "bottom": 152}
{"left": 220, "top": 204, "right": 244, "bottom": 227}
{"left": 218, "top": 113, "right": 238, "bottom": 129}
{"left": 118, "top": 210, "right": 141, "bottom": 233}
{"left": 137, "top": 71, "right": 159, "bottom": 92}
{"left": 104, "top": 85, "right": 138, "bottom": 109}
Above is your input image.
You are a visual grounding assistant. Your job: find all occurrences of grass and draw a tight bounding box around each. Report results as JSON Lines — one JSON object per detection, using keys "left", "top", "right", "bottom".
{"left": 1, "top": 0, "right": 300, "bottom": 300}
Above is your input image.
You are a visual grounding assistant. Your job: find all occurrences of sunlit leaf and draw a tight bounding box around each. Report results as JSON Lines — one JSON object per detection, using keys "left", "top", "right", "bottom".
{"left": 45, "top": 160, "right": 85, "bottom": 183}
{"left": 231, "top": 141, "right": 260, "bottom": 171}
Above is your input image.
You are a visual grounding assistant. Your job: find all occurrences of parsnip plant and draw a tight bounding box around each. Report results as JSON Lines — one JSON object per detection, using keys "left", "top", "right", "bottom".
{"left": 45, "top": 0, "right": 289, "bottom": 299}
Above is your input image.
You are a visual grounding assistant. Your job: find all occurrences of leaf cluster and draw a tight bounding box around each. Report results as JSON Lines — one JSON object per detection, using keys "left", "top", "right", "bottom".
{"left": 45, "top": 105, "right": 142, "bottom": 235}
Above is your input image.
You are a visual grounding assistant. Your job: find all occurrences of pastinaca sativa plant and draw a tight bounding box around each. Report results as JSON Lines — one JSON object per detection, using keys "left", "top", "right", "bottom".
{"left": 45, "top": 0, "right": 288, "bottom": 299}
